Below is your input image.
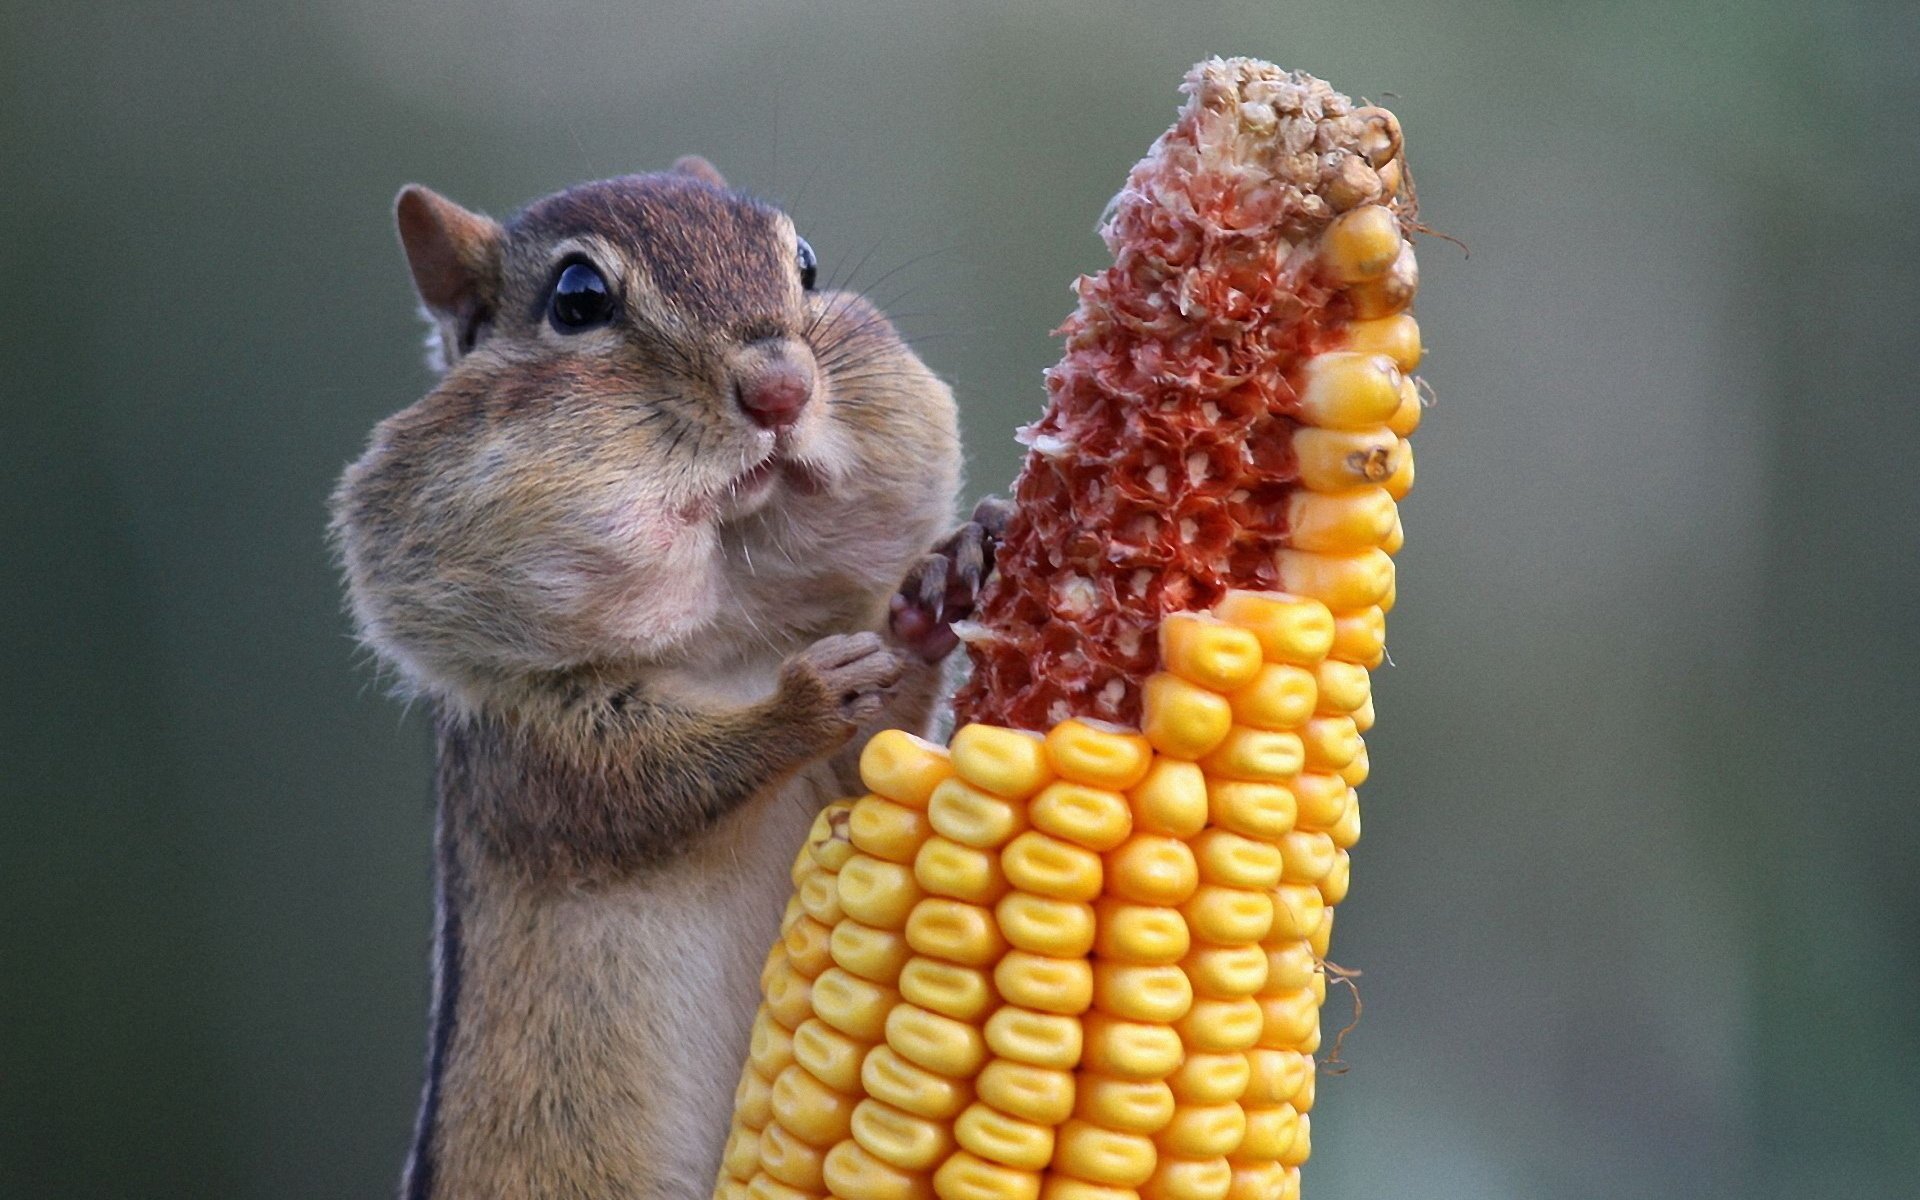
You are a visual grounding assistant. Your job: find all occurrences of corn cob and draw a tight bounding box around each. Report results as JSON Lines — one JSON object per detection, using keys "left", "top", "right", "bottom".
{"left": 718, "top": 56, "right": 1423, "bottom": 1200}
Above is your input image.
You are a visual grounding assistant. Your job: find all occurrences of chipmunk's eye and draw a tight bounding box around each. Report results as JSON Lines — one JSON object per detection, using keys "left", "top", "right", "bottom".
{"left": 549, "top": 261, "right": 615, "bottom": 331}
{"left": 796, "top": 237, "right": 818, "bottom": 291}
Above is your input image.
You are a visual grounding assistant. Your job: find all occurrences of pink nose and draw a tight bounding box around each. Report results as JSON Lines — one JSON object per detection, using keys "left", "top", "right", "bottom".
{"left": 735, "top": 358, "right": 814, "bottom": 429}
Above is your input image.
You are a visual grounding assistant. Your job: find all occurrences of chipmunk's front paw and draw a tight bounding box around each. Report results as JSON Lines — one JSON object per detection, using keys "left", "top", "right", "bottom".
{"left": 889, "top": 496, "right": 1012, "bottom": 663}
{"left": 782, "top": 632, "right": 908, "bottom": 733}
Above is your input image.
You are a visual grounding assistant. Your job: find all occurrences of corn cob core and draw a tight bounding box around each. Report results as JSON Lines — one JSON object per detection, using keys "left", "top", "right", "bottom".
{"left": 955, "top": 57, "right": 1416, "bottom": 731}
{"left": 717, "top": 56, "right": 1423, "bottom": 1200}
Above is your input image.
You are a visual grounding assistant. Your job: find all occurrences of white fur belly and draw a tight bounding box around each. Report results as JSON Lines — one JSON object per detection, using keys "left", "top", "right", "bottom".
{"left": 442, "top": 762, "right": 843, "bottom": 1200}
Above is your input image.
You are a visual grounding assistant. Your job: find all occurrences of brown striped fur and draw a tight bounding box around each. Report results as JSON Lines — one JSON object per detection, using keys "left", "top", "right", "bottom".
{"left": 330, "top": 162, "right": 961, "bottom": 1198}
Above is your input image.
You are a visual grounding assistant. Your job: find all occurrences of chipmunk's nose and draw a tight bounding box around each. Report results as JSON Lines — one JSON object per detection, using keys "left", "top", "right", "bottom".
{"left": 731, "top": 340, "right": 816, "bottom": 429}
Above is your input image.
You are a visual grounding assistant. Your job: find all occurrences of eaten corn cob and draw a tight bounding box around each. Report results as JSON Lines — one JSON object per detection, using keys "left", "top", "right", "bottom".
{"left": 718, "top": 57, "right": 1424, "bottom": 1200}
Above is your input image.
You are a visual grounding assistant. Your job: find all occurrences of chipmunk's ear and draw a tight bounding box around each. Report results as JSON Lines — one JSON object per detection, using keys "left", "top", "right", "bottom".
{"left": 671, "top": 155, "right": 728, "bottom": 188}
{"left": 395, "top": 185, "right": 504, "bottom": 367}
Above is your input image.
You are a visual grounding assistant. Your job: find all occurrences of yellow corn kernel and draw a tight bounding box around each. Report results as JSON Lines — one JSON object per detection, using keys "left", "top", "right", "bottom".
{"left": 860, "top": 730, "right": 954, "bottom": 809}
{"left": 906, "top": 898, "right": 1007, "bottom": 967}
{"left": 993, "top": 950, "right": 1094, "bottom": 1015}
{"left": 1308, "top": 909, "right": 1334, "bottom": 960}
{"left": 1205, "top": 780, "right": 1296, "bottom": 841}
{"left": 1291, "top": 1067, "right": 1317, "bottom": 1114}
{"left": 1093, "top": 899, "right": 1192, "bottom": 964}
{"left": 997, "top": 892, "right": 1098, "bottom": 958}
{"left": 723, "top": 1128, "right": 763, "bottom": 1180}
{"left": 824, "top": 1141, "right": 934, "bottom": 1200}
{"left": 1127, "top": 759, "right": 1210, "bottom": 838}
{"left": 1003, "top": 831, "right": 1105, "bottom": 903}
{"left": 1243, "top": 1049, "right": 1311, "bottom": 1106}
{"left": 1081, "top": 1013, "right": 1185, "bottom": 1079}
{"left": 1284, "top": 487, "right": 1396, "bottom": 554}
{"left": 1042, "top": 1175, "right": 1136, "bottom": 1200}
{"left": 1383, "top": 438, "right": 1415, "bottom": 501}
{"left": 899, "top": 959, "right": 994, "bottom": 1023}
{"left": 1290, "top": 773, "right": 1348, "bottom": 831}
{"left": 1381, "top": 510, "right": 1405, "bottom": 556}
{"left": 1156, "top": 1102, "right": 1249, "bottom": 1159}
{"left": 1046, "top": 719, "right": 1156, "bottom": 790}
{"left": 783, "top": 916, "right": 834, "bottom": 977}
{"left": 790, "top": 1018, "right": 864, "bottom": 1093}
{"left": 1225, "top": 1160, "right": 1292, "bottom": 1200}
{"left": 1198, "top": 727, "right": 1305, "bottom": 782}
{"left": 1236, "top": 1106, "right": 1298, "bottom": 1162}
{"left": 914, "top": 837, "right": 1009, "bottom": 905}
{"left": 1031, "top": 781, "right": 1135, "bottom": 852}
{"left": 1264, "top": 943, "right": 1317, "bottom": 991}
{"left": 717, "top": 1170, "right": 754, "bottom": 1199}
{"left": 1295, "top": 352, "right": 1401, "bottom": 430}
{"left": 1182, "top": 886, "right": 1276, "bottom": 945}
{"left": 1341, "top": 743, "right": 1369, "bottom": 790}
{"left": 749, "top": 1010, "right": 797, "bottom": 1077}
{"left": 1141, "top": 1155, "right": 1233, "bottom": 1200}
{"left": 1347, "top": 238, "right": 1416, "bottom": 319}
{"left": 863, "top": 1044, "right": 974, "bottom": 1120}
{"left": 886, "top": 1002, "right": 988, "bottom": 1078}
{"left": 808, "top": 807, "right": 857, "bottom": 872}
{"left": 851, "top": 797, "right": 935, "bottom": 864}
{"left": 1267, "top": 883, "right": 1326, "bottom": 942}
{"left": 1075, "top": 1075, "right": 1176, "bottom": 1134}
{"left": 1227, "top": 663, "right": 1317, "bottom": 731}
{"left": 1319, "top": 203, "right": 1401, "bottom": 282}
{"left": 812, "top": 968, "right": 900, "bottom": 1042}
{"left": 1328, "top": 797, "right": 1361, "bottom": 850}
{"left": 748, "top": 1170, "right": 817, "bottom": 1200}
{"left": 736, "top": 1069, "right": 775, "bottom": 1129}
{"left": 1329, "top": 606, "right": 1386, "bottom": 667}
{"left": 764, "top": 959, "right": 814, "bottom": 1029}
{"left": 1140, "top": 673, "right": 1233, "bottom": 759}
{"left": 955, "top": 1102, "right": 1056, "bottom": 1171}
{"left": 1274, "top": 547, "right": 1394, "bottom": 611}
{"left": 832, "top": 921, "right": 913, "bottom": 985}
{"left": 1344, "top": 312, "right": 1421, "bottom": 372}
{"left": 1160, "top": 613, "right": 1266, "bottom": 692}
{"left": 1167, "top": 1051, "right": 1252, "bottom": 1105}
{"left": 1277, "top": 832, "right": 1336, "bottom": 885}
{"left": 1352, "top": 692, "right": 1376, "bottom": 732}
{"left": 950, "top": 725, "right": 1053, "bottom": 799}
{"left": 928, "top": 778, "right": 1030, "bottom": 850}
{"left": 1183, "top": 943, "right": 1270, "bottom": 999}
{"left": 1278, "top": 1113, "right": 1310, "bottom": 1167}
{"left": 1053, "top": 1121, "right": 1158, "bottom": 1188}
{"left": 799, "top": 870, "right": 844, "bottom": 926}
{"left": 976, "top": 1059, "right": 1077, "bottom": 1125}
{"left": 852, "top": 1099, "right": 955, "bottom": 1172}
{"left": 1105, "top": 835, "right": 1200, "bottom": 905}
{"left": 935, "top": 1152, "right": 1040, "bottom": 1200}
{"left": 1290, "top": 426, "right": 1402, "bottom": 495}
{"left": 985, "top": 1007, "right": 1085, "bottom": 1071}
{"left": 760, "top": 1119, "right": 829, "bottom": 1190}
{"left": 839, "top": 856, "right": 925, "bottom": 930}
{"left": 1190, "top": 829, "right": 1285, "bottom": 891}
{"left": 1320, "top": 850, "right": 1351, "bottom": 905}
{"left": 1386, "top": 374, "right": 1421, "bottom": 436}
{"left": 1256, "top": 990, "right": 1319, "bottom": 1051}
{"left": 1212, "top": 590, "right": 1335, "bottom": 666}
{"left": 1312, "top": 661, "right": 1369, "bottom": 714}
{"left": 1091, "top": 960, "right": 1194, "bottom": 1023}
{"left": 1176, "top": 996, "right": 1265, "bottom": 1052}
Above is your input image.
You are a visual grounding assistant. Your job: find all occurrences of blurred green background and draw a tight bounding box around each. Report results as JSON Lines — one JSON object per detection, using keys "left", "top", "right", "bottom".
{"left": 5, "top": 1, "right": 1917, "bottom": 1196}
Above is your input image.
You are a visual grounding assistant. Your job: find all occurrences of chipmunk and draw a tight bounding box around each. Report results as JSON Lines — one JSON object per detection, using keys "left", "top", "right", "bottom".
{"left": 330, "top": 156, "right": 1002, "bottom": 1200}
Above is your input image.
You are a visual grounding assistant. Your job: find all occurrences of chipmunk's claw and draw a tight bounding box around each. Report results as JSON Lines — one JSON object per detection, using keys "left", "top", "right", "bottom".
{"left": 889, "top": 496, "right": 1009, "bottom": 663}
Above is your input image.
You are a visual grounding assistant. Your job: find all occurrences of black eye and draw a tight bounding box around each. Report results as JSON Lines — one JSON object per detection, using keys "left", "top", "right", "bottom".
{"left": 549, "top": 261, "right": 615, "bottom": 331}
{"left": 796, "top": 236, "right": 817, "bottom": 291}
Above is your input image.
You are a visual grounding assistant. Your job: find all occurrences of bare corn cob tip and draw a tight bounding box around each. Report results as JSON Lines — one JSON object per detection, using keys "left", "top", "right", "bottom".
{"left": 718, "top": 56, "right": 1425, "bottom": 1200}
{"left": 955, "top": 56, "right": 1416, "bottom": 732}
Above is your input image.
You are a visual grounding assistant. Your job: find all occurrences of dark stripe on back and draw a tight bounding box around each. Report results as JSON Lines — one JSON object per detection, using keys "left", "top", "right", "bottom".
{"left": 403, "top": 807, "right": 463, "bottom": 1200}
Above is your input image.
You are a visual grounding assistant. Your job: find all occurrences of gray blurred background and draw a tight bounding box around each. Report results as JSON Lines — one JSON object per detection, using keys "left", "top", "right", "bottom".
{"left": 5, "top": 1, "right": 1917, "bottom": 1196}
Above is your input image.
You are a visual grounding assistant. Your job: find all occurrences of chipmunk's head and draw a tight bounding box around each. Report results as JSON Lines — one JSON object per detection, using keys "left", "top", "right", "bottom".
{"left": 330, "top": 159, "right": 960, "bottom": 704}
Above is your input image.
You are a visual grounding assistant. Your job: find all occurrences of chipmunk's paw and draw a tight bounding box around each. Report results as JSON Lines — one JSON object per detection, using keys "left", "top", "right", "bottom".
{"left": 889, "top": 496, "right": 1012, "bottom": 663}
{"left": 782, "top": 632, "right": 907, "bottom": 732}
